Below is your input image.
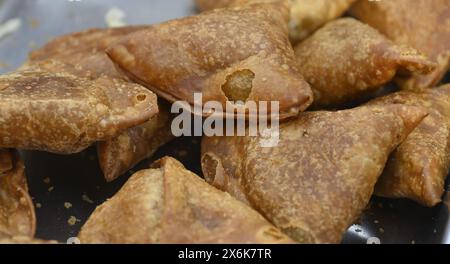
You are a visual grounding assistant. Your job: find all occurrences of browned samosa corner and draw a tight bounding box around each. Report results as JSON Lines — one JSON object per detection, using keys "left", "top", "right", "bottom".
{"left": 201, "top": 104, "right": 428, "bottom": 243}
{"left": 367, "top": 84, "right": 450, "bottom": 207}
{"left": 79, "top": 157, "right": 295, "bottom": 244}
{"left": 350, "top": 0, "right": 450, "bottom": 90}
{"left": 97, "top": 101, "right": 175, "bottom": 182}
{"left": 107, "top": 2, "right": 313, "bottom": 120}
{"left": 294, "top": 18, "right": 435, "bottom": 108}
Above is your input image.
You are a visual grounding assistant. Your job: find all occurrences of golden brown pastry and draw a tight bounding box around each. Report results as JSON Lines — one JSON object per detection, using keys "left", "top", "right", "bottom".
{"left": 29, "top": 26, "right": 145, "bottom": 79}
{"left": 79, "top": 157, "right": 294, "bottom": 244}
{"left": 195, "top": 0, "right": 357, "bottom": 43}
{"left": 97, "top": 101, "right": 175, "bottom": 182}
{"left": 201, "top": 104, "right": 427, "bottom": 243}
{"left": 0, "top": 149, "right": 35, "bottom": 239}
{"left": 367, "top": 84, "right": 450, "bottom": 207}
{"left": 107, "top": 3, "right": 313, "bottom": 119}
{"left": 28, "top": 27, "right": 174, "bottom": 174}
{"left": 350, "top": 0, "right": 450, "bottom": 90}
{"left": 0, "top": 60, "right": 158, "bottom": 154}
{"left": 294, "top": 18, "right": 436, "bottom": 107}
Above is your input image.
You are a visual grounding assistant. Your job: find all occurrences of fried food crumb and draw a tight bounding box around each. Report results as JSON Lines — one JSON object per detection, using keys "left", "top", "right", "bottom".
{"left": 48, "top": 186, "right": 54, "bottom": 192}
{"left": 82, "top": 194, "right": 94, "bottom": 204}
{"left": 64, "top": 202, "right": 72, "bottom": 209}
{"left": 67, "top": 216, "right": 79, "bottom": 226}
{"left": 35, "top": 203, "right": 42, "bottom": 208}
{"left": 43, "top": 177, "right": 51, "bottom": 184}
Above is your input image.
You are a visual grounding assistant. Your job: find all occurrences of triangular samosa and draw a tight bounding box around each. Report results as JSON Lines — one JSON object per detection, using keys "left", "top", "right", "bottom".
{"left": 367, "top": 84, "right": 450, "bottom": 207}
{"left": 107, "top": 3, "right": 313, "bottom": 119}
{"left": 0, "top": 149, "right": 35, "bottom": 239}
{"left": 201, "top": 104, "right": 427, "bottom": 243}
{"left": 294, "top": 18, "right": 435, "bottom": 107}
{"left": 350, "top": 0, "right": 450, "bottom": 90}
{"left": 0, "top": 60, "right": 157, "bottom": 154}
{"left": 28, "top": 27, "right": 175, "bottom": 174}
{"left": 78, "top": 157, "right": 294, "bottom": 244}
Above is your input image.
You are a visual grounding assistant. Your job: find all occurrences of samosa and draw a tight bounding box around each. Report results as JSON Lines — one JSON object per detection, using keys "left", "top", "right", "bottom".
{"left": 107, "top": 2, "right": 313, "bottom": 119}
{"left": 0, "top": 60, "right": 157, "bottom": 154}
{"left": 28, "top": 27, "right": 175, "bottom": 174}
{"left": 294, "top": 18, "right": 435, "bottom": 107}
{"left": 351, "top": 0, "right": 450, "bottom": 90}
{"left": 78, "top": 157, "right": 294, "bottom": 244}
{"left": 367, "top": 84, "right": 450, "bottom": 207}
{"left": 201, "top": 104, "right": 427, "bottom": 243}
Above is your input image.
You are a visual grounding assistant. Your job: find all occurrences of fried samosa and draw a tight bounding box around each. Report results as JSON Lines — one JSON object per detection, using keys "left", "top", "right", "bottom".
{"left": 29, "top": 26, "right": 145, "bottom": 79}
{"left": 79, "top": 157, "right": 294, "bottom": 244}
{"left": 0, "top": 60, "right": 158, "bottom": 154}
{"left": 350, "top": 0, "right": 450, "bottom": 90}
{"left": 0, "top": 149, "right": 35, "bottom": 238}
{"left": 201, "top": 104, "right": 427, "bottom": 243}
{"left": 28, "top": 27, "right": 175, "bottom": 175}
{"left": 367, "top": 84, "right": 450, "bottom": 207}
{"left": 195, "top": 0, "right": 357, "bottom": 43}
{"left": 107, "top": 3, "right": 313, "bottom": 119}
{"left": 97, "top": 101, "right": 175, "bottom": 182}
{"left": 294, "top": 18, "right": 436, "bottom": 107}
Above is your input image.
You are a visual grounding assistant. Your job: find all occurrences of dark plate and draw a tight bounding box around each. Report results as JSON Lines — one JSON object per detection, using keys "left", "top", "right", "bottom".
{"left": 0, "top": 0, "right": 448, "bottom": 244}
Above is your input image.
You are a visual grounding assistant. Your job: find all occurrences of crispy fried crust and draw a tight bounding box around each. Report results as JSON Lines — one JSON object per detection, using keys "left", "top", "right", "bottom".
{"left": 29, "top": 27, "right": 172, "bottom": 170}
{"left": 107, "top": 3, "right": 313, "bottom": 119}
{"left": 79, "top": 157, "right": 295, "bottom": 244}
{"left": 294, "top": 18, "right": 436, "bottom": 107}
{"left": 350, "top": 0, "right": 450, "bottom": 90}
{"left": 195, "top": 0, "right": 356, "bottom": 43}
{"left": 0, "top": 150, "right": 36, "bottom": 239}
{"left": 368, "top": 84, "right": 450, "bottom": 207}
{"left": 0, "top": 60, "right": 158, "bottom": 154}
{"left": 97, "top": 101, "right": 175, "bottom": 182}
{"left": 29, "top": 26, "right": 145, "bottom": 79}
{"left": 201, "top": 104, "right": 427, "bottom": 243}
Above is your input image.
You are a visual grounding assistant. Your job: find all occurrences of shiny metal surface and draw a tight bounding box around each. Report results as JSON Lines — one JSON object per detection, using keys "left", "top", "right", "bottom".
{"left": 0, "top": 0, "right": 448, "bottom": 244}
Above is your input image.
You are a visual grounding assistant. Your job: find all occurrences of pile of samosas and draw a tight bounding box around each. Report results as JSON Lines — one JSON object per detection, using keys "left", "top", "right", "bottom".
{"left": 1, "top": 0, "right": 449, "bottom": 244}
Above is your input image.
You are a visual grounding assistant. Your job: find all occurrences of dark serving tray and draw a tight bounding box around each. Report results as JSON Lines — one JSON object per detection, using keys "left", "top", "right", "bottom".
{"left": 0, "top": 0, "right": 448, "bottom": 244}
